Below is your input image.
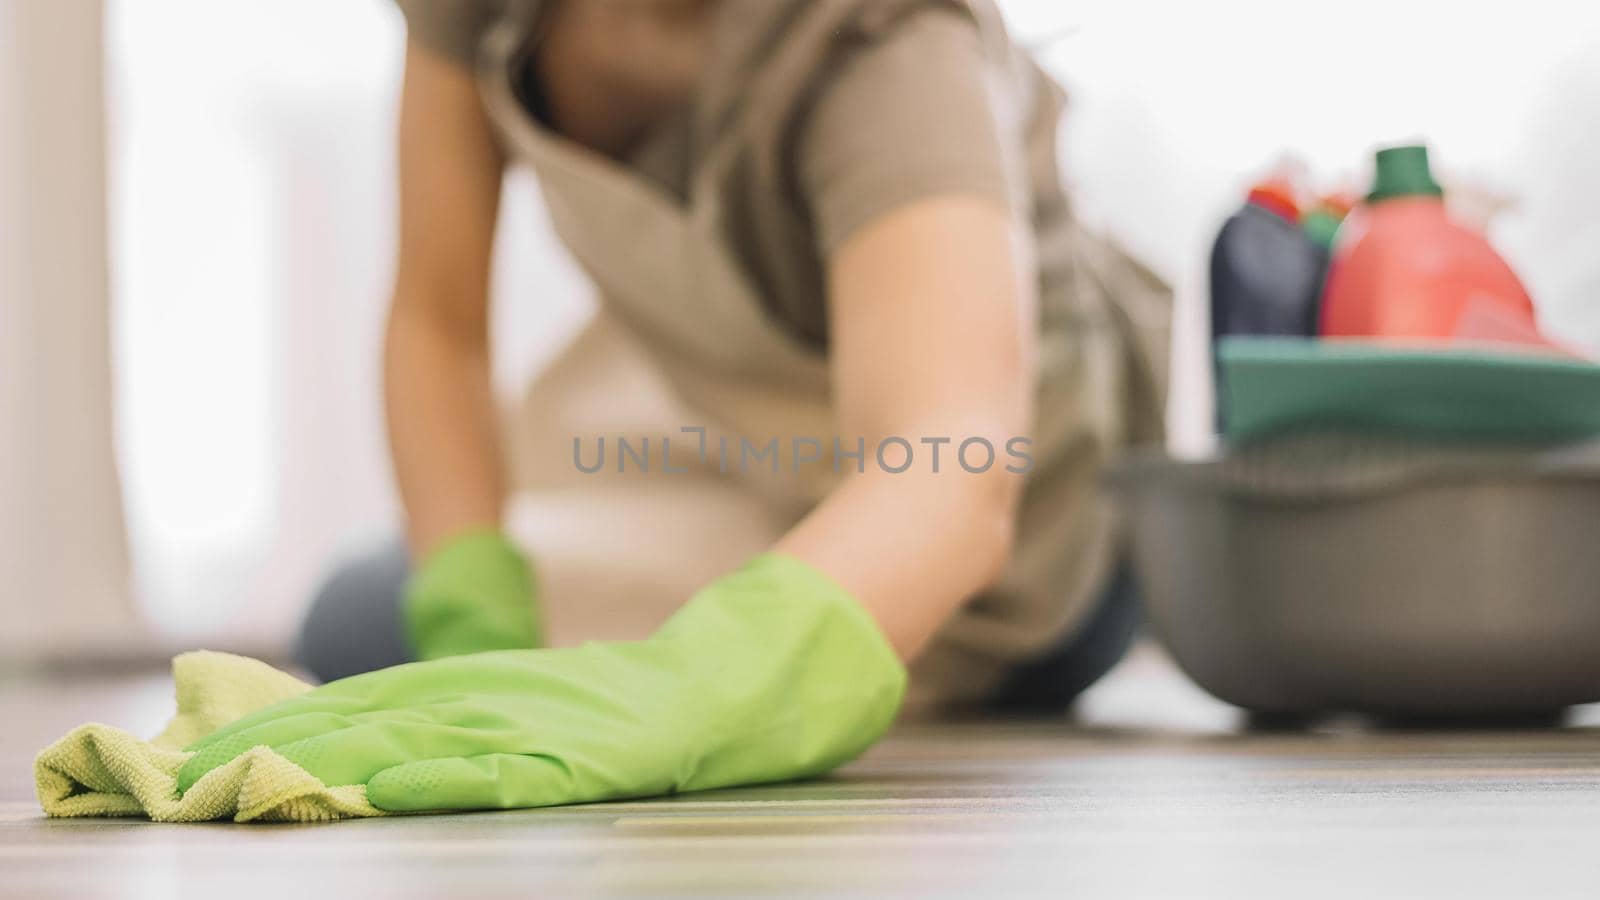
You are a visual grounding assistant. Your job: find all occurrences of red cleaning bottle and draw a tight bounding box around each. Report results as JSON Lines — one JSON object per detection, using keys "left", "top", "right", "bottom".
{"left": 1320, "top": 145, "right": 1537, "bottom": 344}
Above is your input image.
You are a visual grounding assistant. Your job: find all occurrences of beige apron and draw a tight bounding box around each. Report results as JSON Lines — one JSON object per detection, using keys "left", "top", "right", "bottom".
{"left": 477, "top": 2, "right": 1170, "bottom": 710}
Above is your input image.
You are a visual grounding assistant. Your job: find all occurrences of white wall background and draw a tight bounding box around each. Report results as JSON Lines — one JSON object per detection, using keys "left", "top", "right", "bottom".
{"left": 1, "top": 0, "right": 138, "bottom": 662}
{"left": 102, "top": 0, "right": 1600, "bottom": 651}
{"left": 106, "top": 0, "right": 591, "bottom": 650}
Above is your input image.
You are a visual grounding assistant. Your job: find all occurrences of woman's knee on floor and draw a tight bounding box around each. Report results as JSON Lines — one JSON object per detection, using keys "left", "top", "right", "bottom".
{"left": 988, "top": 564, "right": 1143, "bottom": 712}
{"left": 294, "top": 540, "right": 414, "bottom": 683}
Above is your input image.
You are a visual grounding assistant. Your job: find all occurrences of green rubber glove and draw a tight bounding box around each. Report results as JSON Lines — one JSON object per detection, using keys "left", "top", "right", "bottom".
{"left": 404, "top": 530, "right": 542, "bottom": 660}
{"left": 177, "top": 554, "right": 906, "bottom": 812}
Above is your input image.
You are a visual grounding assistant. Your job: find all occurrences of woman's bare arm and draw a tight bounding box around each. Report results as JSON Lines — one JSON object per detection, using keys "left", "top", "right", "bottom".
{"left": 384, "top": 39, "right": 508, "bottom": 557}
{"left": 776, "top": 195, "right": 1036, "bottom": 661}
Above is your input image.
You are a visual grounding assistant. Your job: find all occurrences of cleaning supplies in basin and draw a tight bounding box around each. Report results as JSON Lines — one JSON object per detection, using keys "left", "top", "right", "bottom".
{"left": 1215, "top": 143, "right": 1592, "bottom": 445}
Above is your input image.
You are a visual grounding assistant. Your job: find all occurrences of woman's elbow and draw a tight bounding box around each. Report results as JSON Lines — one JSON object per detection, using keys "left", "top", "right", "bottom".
{"left": 962, "top": 464, "right": 1023, "bottom": 589}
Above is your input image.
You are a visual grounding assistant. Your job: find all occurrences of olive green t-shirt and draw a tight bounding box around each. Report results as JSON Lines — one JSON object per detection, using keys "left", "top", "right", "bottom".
{"left": 393, "top": 0, "right": 1060, "bottom": 346}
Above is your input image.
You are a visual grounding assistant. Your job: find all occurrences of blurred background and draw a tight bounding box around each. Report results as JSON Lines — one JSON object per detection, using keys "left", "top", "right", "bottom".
{"left": 3, "top": 0, "right": 1597, "bottom": 663}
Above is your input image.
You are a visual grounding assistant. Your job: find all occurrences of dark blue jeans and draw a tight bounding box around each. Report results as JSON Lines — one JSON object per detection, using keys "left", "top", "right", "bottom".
{"left": 296, "top": 541, "right": 1140, "bottom": 711}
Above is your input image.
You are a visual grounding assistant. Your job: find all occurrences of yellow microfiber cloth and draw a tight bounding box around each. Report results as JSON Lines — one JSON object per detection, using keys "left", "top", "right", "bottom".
{"left": 35, "top": 651, "right": 388, "bottom": 823}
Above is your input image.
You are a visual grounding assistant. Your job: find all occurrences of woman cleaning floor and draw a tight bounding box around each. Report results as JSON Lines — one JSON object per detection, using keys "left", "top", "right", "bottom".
{"left": 182, "top": 0, "right": 1171, "bottom": 811}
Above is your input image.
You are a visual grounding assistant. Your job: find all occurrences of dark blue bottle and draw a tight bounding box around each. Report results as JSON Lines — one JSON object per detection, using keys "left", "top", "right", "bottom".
{"left": 1210, "top": 180, "right": 1329, "bottom": 427}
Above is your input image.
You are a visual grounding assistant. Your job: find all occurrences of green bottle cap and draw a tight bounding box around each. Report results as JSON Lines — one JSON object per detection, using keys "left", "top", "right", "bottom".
{"left": 1302, "top": 209, "right": 1342, "bottom": 249}
{"left": 1367, "top": 145, "right": 1444, "bottom": 203}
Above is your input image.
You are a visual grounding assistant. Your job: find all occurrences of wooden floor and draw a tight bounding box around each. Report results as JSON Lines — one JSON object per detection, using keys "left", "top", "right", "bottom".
{"left": 6, "top": 645, "right": 1600, "bottom": 898}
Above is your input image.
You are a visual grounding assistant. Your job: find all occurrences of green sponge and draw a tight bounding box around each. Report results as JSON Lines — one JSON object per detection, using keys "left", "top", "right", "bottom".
{"left": 1220, "top": 338, "right": 1600, "bottom": 446}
